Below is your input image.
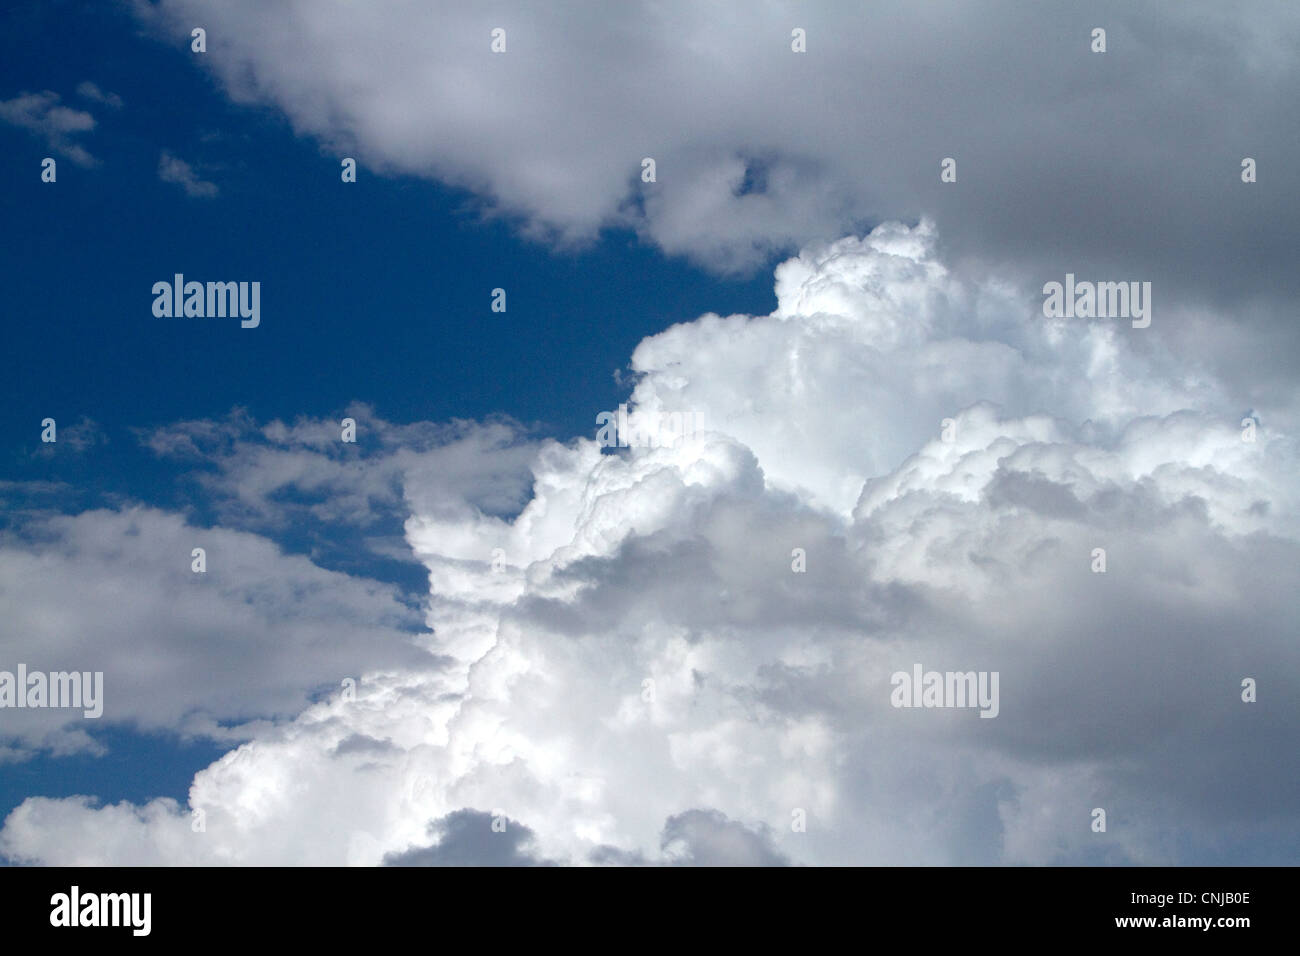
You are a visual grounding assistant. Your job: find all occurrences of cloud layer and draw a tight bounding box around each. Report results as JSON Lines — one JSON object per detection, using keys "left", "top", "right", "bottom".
{"left": 131, "top": 0, "right": 1300, "bottom": 295}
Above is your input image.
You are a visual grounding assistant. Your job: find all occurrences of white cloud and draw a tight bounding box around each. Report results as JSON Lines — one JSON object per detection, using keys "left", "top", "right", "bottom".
{"left": 157, "top": 150, "right": 218, "bottom": 197}
{"left": 126, "top": 1, "right": 1300, "bottom": 293}
{"left": 5, "top": 222, "right": 1296, "bottom": 865}
{"left": 0, "top": 506, "right": 436, "bottom": 758}
{"left": 75, "top": 81, "right": 123, "bottom": 109}
{"left": 0, "top": 91, "right": 98, "bottom": 166}
{"left": 141, "top": 406, "right": 539, "bottom": 537}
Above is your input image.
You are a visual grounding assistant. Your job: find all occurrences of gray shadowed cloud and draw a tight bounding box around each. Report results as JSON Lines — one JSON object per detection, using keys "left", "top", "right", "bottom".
{"left": 384, "top": 810, "right": 556, "bottom": 866}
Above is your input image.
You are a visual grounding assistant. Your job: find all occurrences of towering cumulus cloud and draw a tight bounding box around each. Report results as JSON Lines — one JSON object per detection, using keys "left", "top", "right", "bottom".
{"left": 3, "top": 222, "right": 1297, "bottom": 865}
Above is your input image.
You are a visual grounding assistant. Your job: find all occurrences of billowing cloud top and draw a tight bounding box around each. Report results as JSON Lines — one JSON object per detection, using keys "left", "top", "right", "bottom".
{"left": 4, "top": 222, "right": 1296, "bottom": 865}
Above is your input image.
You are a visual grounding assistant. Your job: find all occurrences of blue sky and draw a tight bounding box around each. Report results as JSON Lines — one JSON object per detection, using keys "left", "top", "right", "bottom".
{"left": 1, "top": 1, "right": 775, "bottom": 440}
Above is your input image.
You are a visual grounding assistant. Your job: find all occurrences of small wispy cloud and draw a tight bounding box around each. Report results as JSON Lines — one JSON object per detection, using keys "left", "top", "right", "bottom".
{"left": 0, "top": 90, "right": 98, "bottom": 166}
{"left": 75, "top": 81, "right": 123, "bottom": 109}
{"left": 29, "top": 416, "right": 107, "bottom": 459}
{"left": 158, "top": 150, "right": 218, "bottom": 198}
